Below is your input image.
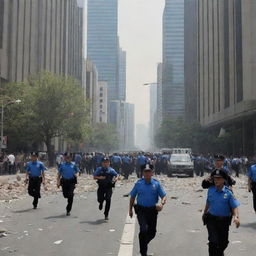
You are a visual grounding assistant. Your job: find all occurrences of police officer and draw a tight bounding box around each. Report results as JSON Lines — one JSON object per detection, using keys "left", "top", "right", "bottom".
{"left": 202, "top": 169, "right": 240, "bottom": 256}
{"left": 247, "top": 162, "right": 256, "bottom": 213}
{"left": 93, "top": 157, "right": 118, "bottom": 221}
{"left": 25, "top": 152, "right": 46, "bottom": 209}
{"left": 122, "top": 154, "right": 131, "bottom": 179}
{"left": 129, "top": 164, "right": 167, "bottom": 256}
{"left": 57, "top": 152, "right": 79, "bottom": 216}
{"left": 202, "top": 154, "right": 236, "bottom": 189}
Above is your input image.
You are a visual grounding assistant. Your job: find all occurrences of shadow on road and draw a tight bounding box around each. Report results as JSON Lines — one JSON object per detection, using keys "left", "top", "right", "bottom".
{"left": 79, "top": 219, "right": 106, "bottom": 225}
{"left": 44, "top": 214, "right": 70, "bottom": 219}
{"left": 240, "top": 222, "right": 256, "bottom": 230}
{"left": 12, "top": 208, "right": 35, "bottom": 213}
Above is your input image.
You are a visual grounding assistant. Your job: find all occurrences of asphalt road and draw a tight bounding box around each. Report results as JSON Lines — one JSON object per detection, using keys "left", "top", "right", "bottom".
{"left": 0, "top": 175, "right": 256, "bottom": 256}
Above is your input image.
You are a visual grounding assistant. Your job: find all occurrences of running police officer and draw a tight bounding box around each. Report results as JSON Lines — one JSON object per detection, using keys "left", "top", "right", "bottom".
{"left": 57, "top": 152, "right": 79, "bottom": 216}
{"left": 93, "top": 157, "right": 118, "bottom": 221}
{"left": 247, "top": 162, "right": 256, "bottom": 213}
{"left": 129, "top": 164, "right": 167, "bottom": 256}
{"left": 25, "top": 152, "right": 46, "bottom": 209}
{"left": 202, "top": 154, "right": 236, "bottom": 189}
{"left": 203, "top": 169, "right": 240, "bottom": 256}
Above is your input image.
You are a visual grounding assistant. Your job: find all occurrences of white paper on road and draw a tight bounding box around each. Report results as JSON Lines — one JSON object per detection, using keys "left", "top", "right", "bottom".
{"left": 54, "top": 240, "right": 63, "bottom": 245}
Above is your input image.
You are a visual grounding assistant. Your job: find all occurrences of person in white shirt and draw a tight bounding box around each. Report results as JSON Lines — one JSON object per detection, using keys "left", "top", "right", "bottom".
{"left": 7, "top": 153, "right": 15, "bottom": 174}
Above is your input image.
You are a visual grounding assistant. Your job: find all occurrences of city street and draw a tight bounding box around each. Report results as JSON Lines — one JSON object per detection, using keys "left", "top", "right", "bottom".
{"left": 0, "top": 174, "right": 255, "bottom": 256}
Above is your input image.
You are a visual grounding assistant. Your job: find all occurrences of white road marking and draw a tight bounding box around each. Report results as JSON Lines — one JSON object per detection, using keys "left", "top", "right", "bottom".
{"left": 118, "top": 213, "right": 136, "bottom": 256}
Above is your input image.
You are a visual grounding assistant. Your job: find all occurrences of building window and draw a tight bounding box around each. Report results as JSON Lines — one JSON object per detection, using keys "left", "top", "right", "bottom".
{"left": 100, "top": 87, "right": 103, "bottom": 91}
{"left": 100, "top": 105, "right": 103, "bottom": 109}
{"left": 224, "top": 0, "right": 230, "bottom": 108}
{"left": 100, "top": 93, "right": 103, "bottom": 97}
{"left": 236, "top": 0, "right": 243, "bottom": 102}
{"left": 0, "top": 0, "right": 4, "bottom": 49}
{"left": 100, "top": 99, "right": 103, "bottom": 103}
{"left": 100, "top": 117, "right": 102, "bottom": 123}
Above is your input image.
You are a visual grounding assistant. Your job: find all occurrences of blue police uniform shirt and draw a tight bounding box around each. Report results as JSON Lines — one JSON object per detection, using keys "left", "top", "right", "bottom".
{"left": 122, "top": 156, "right": 130, "bottom": 164}
{"left": 93, "top": 167, "right": 118, "bottom": 177}
{"left": 26, "top": 161, "right": 46, "bottom": 177}
{"left": 137, "top": 155, "right": 147, "bottom": 166}
{"left": 130, "top": 178, "right": 167, "bottom": 207}
{"left": 112, "top": 155, "right": 122, "bottom": 164}
{"left": 58, "top": 162, "right": 79, "bottom": 179}
{"left": 247, "top": 164, "right": 256, "bottom": 182}
{"left": 207, "top": 186, "right": 240, "bottom": 217}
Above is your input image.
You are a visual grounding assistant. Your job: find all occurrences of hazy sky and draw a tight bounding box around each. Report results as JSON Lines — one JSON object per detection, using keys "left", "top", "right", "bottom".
{"left": 118, "top": 0, "right": 165, "bottom": 126}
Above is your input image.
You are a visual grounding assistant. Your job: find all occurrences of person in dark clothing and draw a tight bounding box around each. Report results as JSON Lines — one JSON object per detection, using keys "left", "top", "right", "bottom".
{"left": 202, "top": 169, "right": 240, "bottom": 256}
{"left": 202, "top": 154, "right": 236, "bottom": 189}
{"left": 129, "top": 164, "right": 167, "bottom": 256}
{"left": 57, "top": 152, "right": 79, "bottom": 216}
{"left": 25, "top": 152, "right": 46, "bottom": 209}
{"left": 93, "top": 158, "right": 118, "bottom": 221}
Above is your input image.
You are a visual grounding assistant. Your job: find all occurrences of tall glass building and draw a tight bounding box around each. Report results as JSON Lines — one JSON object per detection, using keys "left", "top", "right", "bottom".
{"left": 162, "top": 0, "right": 184, "bottom": 119}
{"left": 87, "top": 0, "right": 118, "bottom": 101}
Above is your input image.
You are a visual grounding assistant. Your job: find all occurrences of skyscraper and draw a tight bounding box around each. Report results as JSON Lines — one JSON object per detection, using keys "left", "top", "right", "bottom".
{"left": 87, "top": 0, "right": 119, "bottom": 102}
{"left": 162, "top": 0, "right": 184, "bottom": 119}
{"left": 118, "top": 48, "right": 126, "bottom": 101}
{"left": 0, "top": 0, "right": 83, "bottom": 84}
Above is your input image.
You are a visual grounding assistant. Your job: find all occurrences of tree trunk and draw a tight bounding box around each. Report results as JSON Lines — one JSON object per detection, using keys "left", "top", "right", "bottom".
{"left": 45, "top": 137, "right": 54, "bottom": 167}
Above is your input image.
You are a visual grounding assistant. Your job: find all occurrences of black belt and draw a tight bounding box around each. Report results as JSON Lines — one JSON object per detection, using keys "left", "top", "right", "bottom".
{"left": 208, "top": 213, "right": 231, "bottom": 221}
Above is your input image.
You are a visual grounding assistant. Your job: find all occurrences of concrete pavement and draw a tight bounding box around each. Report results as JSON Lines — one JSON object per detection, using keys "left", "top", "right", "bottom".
{"left": 0, "top": 175, "right": 256, "bottom": 256}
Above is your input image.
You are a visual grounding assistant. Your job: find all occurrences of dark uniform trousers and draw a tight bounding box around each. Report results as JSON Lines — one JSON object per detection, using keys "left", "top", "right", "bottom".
{"left": 122, "top": 163, "right": 130, "bottom": 179}
{"left": 112, "top": 163, "right": 121, "bottom": 174}
{"left": 206, "top": 214, "right": 230, "bottom": 256}
{"left": 61, "top": 178, "right": 76, "bottom": 213}
{"left": 28, "top": 177, "right": 42, "bottom": 207}
{"left": 97, "top": 186, "right": 112, "bottom": 216}
{"left": 251, "top": 182, "right": 256, "bottom": 212}
{"left": 136, "top": 205, "right": 158, "bottom": 256}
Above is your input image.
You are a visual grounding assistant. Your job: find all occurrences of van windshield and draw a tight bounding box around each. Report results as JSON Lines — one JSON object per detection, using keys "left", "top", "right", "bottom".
{"left": 171, "top": 155, "right": 191, "bottom": 162}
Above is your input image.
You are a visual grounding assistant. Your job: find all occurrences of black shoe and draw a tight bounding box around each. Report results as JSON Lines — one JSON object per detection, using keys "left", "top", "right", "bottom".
{"left": 104, "top": 215, "right": 109, "bottom": 221}
{"left": 99, "top": 202, "right": 103, "bottom": 211}
{"left": 66, "top": 212, "right": 70, "bottom": 216}
{"left": 33, "top": 205, "right": 37, "bottom": 209}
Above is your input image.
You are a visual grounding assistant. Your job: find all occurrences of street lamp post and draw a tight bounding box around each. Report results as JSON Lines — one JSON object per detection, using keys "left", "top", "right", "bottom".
{"left": 0, "top": 99, "right": 21, "bottom": 152}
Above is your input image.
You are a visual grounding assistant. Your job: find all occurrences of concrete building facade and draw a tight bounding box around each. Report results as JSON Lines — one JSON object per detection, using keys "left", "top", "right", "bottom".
{"left": 197, "top": 0, "right": 256, "bottom": 155}
{"left": 149, "top": 83, "right": 158, "bottom": 148}
{"left": 162, "top": 0, "right": 185, "bottom": 120}
{"left": 0, "top": 0, "right": 83, "bottom": 84}
{"left": 118, "top": 48, "right": 126, "bottom": 101}
{"left": 156, "top": 63, "right": 163, "bottom": 130}
{"left": 184, "top": 0, "right": 199, "bottom": 123}
{"left": 97, "top": 81, "right": 108, "bottom": 123}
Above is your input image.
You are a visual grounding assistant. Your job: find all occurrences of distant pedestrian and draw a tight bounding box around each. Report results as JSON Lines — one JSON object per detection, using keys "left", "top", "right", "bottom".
{"left": 57, "top": 152, "right": 79, "bottom": 216}
{"left": 93, "top": 157, "right": 118, "bottom": 221}
{"left": 7, "top": 153, "right": 15, "bottom": 174}
{"left": 25, "top": 152, "right": 46, "bottom": 209}
{"left": 202, "top": 169, "right": 240, "bottom": 256}
{"left": 129, "top": 164, "right": 167, "bottom": 256}
{"left": 247, "top": 163, "right": 256, "bottom": 213}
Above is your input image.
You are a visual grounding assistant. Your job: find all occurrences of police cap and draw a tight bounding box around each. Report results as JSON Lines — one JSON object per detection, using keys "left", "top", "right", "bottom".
{"left": 102, "top": 157, "right": 110, "bottom": 162}
{"left": 214, "top": 154, "right": 225, "bottom": 161}
{"left": 30, "top": 152, "right": 38, "bottom": 157}
{"left": 64, "top": 152, "right": 72, "bottom": 157}
{"left": 211, "top": 168, "right": 227, "bottom": 180}
{"left": 142, "top": 164, "right": 154, "bottom": 172}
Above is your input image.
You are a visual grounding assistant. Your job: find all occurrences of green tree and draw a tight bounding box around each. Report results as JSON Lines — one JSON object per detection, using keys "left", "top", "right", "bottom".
{"left": 3, "top": 72, "right": 90, "bottom": 165}
{"left": 89, "top": 123, "right": 119, "bottom": 152}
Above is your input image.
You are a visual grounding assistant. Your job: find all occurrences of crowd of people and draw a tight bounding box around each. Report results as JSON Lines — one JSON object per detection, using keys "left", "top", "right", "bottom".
{"left": 1, "top": 150, "right": 256, "bottom": 255}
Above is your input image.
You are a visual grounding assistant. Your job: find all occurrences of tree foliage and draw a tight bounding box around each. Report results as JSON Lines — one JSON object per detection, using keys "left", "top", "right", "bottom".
{"left": 88, "top": 123, "right": 119, "bottom": 153}
{"left": 154, "top": 118, "right": 240, "bottom": 155}
{"left": 2, "top": 72, "right": 91, "bottom": 164}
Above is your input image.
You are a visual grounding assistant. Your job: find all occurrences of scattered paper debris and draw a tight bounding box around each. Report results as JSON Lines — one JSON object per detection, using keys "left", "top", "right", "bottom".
{"left": 54, "top": 240, "right": 63, "bottom": 245}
